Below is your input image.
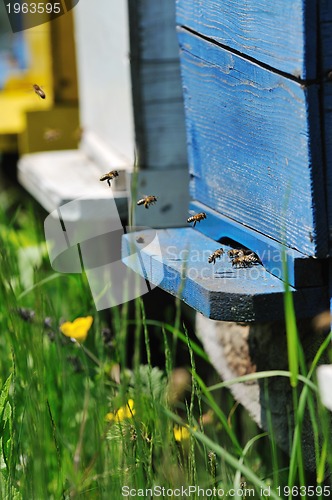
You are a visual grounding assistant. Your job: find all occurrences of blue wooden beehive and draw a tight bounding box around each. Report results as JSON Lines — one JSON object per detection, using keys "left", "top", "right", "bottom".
{"left": 123, "top": 0, "right": 332, "bottom": 321}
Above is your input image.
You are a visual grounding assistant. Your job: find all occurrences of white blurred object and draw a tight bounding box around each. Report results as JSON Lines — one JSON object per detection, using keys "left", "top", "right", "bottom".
{"left": 317, "top": 365, "right": 332, "bottom": 411}
{"left": 74, "top": 0, "right": 135, "bottom": 166}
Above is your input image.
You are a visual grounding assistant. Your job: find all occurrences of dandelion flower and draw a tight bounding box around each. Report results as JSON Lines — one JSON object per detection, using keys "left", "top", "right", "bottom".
{"left": 60, "top": 316, "right": 93, "bottom": 343}
{"left": 106, "top": 399, "right": 135, "bottom": 423}
{"left": 173, "top": 424, "right": 193, "bottom": 442}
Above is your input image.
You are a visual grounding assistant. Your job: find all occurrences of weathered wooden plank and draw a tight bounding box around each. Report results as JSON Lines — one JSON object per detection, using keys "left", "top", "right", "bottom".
{"left": 128, "top": 0, "right": 188, "bottom": 171}
{"left": 178, "top": 29, "right": 328, "bottom": 257}
{"left": 176, "top": 0, "right": 317, "bottom": 79}
{"left": 141, "top": 62, "right": 184, "bottom": 102}
{"left": 131, "top": 0, "right": 180, "bottom": 60}
{"left": 122, "top": 229, "right": 328, "bottom": 321}
{"left": 131, "top": 61, "right": 187, "bottom": 170}
{"left": 138, "top": 99, "right": 188, "bottom": 169}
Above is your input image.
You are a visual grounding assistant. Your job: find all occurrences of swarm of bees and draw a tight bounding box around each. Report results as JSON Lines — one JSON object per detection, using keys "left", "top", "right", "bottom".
{"left": 208, "top": 248, "right": 224, "bottom": 264}
{"left": 206, "top": 247, "right": 260, "bottom": 269}
{"left": 187, "top": 211, "right": 207, "bottom": 227}
{"left": 33, "top": 84, "right": 46, "bottom": 99}
{"left": 137, "top": 195, "right": 157, "bottom": 209}
{"left": 100, "top": 170, "right": 119, "bottom": 187}
{"left": 228, "top": 248, "right": 260, "bottom": 268}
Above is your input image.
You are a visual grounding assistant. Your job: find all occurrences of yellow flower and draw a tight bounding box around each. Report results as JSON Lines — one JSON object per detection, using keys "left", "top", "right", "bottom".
{"left": 60, "top": 316, "right": 93, "bottom": 343}
{"left": 106, "top": 399, "right": 135, "bottom": 423}
{"left": 173, "top": 424, "right": 194, "bottom": 442}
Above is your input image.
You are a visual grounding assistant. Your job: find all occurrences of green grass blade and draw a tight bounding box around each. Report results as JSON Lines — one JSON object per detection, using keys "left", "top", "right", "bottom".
{"left": 127, "top": 319, "right": 210, "bottom": 362}
{"left": 208, "top": 370, "right": 317, "bottom": 393}
{"left": 288, "top": 330, "right": 332, "bottom": 489}
{"left": 163, "top": 407, "right": 282, "bottom": 500}
{"left": 233, "top": 432, "right": 268, "bottom": 491}
{"left": 193, "top": 371, "right": 242, "bottom": 454}
{"left": 282, "top": 253, "right": 298, "bottom": 388}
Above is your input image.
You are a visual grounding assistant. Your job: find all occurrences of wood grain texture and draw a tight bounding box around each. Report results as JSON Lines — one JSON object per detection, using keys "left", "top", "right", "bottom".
{"left": 122, "top": 229, "right": 328, "bottom": 321}
{"left": 176, "top": 0, "right": 317, "bottom": 79}
{"left": 128, "top": 0, "right": 188, "bottom": 170}
{"left": 178, "top": 29, "right": 328, "bottom": 256}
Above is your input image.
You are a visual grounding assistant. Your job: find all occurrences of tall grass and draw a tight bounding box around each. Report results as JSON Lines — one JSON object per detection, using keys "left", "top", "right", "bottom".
{"left": 0, "top": 194, "right": 331, "bottom": 499}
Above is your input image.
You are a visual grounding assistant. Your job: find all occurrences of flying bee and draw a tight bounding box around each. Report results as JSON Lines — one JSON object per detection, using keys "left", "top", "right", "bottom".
{"left": 43, "top": 128, "right": 62, "bottom": 142}
{"left": 208, "top": 248, "right": 224, "bottom": 264}
{"left": 232, "top": 252, "right": 260, "bottom": 268}
{"left": 100, "top": 170, "right": 119, "bottom": 187}
{"left": 187, "top": 211, "right": 207, "bottom": 227}
{"left": 33, "top": 84, "right": 46, "bottom": 99}
{"left": 137, "top": 195, "right": 157, "bottom": 209}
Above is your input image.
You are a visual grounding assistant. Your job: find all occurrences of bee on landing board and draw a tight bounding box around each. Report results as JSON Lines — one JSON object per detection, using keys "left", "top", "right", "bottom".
{"left": 208, "top": 248, "right": 224, "bottom": 264}
{"left": 100, "top": 170, "right": 119, "bottom": 187}
{"left": 33, "top": 84, "right": 46, "bottom": 99}
{"left": 187, "top": 212, "right": 207, "bottom": 227}
{"left": 137, "top": 195, "right": 157, "bottom": 209}
{"left": 228, "top": 248, "right": 253, "bottom": 259}
{"left": 231, "top": 252, "right": 260, "bottom": 268}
